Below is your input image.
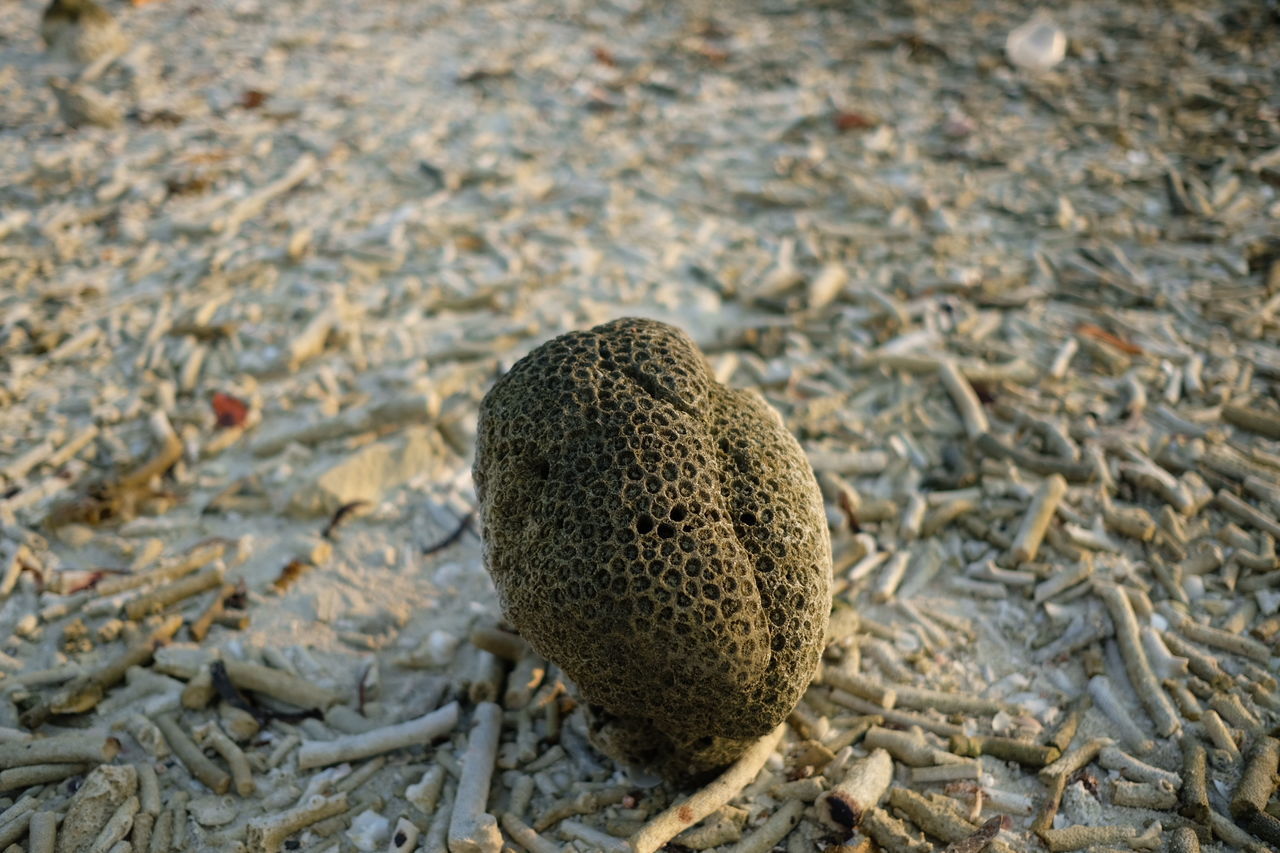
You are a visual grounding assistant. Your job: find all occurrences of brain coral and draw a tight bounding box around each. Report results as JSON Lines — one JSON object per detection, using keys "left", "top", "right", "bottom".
{"left": 473, "top": 317, "right": 831, "bottom": 781}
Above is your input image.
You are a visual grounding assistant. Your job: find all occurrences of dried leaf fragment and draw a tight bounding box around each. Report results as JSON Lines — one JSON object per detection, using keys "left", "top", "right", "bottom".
{"left": 239, "top": 89, "right": 268, "bottom": 109}
{"left": 834, "top": 111, "right": 878, "bottom": 132}
{"left": 1075, "top": 323, "right": 1143, "bottom": 355}
{"left": 273, "top": 559, "right": 312, "bottom": 592}
{"left": 211, "top": 391, "right": 249, "bottom": 428}
{"left": 942, "top": 816, "right": 1010, "bottom": 853}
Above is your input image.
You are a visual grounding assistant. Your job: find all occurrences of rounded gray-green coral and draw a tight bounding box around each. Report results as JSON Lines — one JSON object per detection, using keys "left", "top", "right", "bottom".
{"left": 473, "top": 317, "right": 831, "bottom": 782}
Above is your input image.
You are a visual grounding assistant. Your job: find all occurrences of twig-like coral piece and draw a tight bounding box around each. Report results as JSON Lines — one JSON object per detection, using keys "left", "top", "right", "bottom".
{"left": 629, "top": 723, "right": 784, "bottom": 853}
{"left": 816, "top": 748, "right": 891, "bottom": 830}
{"left": 860, "top": 806, "right": 932, "bottom": 853}
{"left": 1038, "top": 824, "right": 1137, "bottom": 851}
{"left": 118, "top": 411, "right": 183, "bottom": 490}
{"left": 95, "top": 540, "right": 226, "bottom": 597}
{"left": 22, "top": 614, "right": 182, "bottom": 726}
{"left": 829, "top": 692, "right": 964, "bottom": 737}
{"left": 0, "top": 734, "right": 119, "bottom": 769}
{"left": 28, "top": 811, "right": 56, "bottom": 853}
{"left": 1097, "top": 745, "right": 1180, "bottom": 787}
{"left": 1011, "top": 474, "right": 1067, "bottom": 563}
{"left": 215, "top": 154, "right": 320, "bottom": 236}
{"left": 1046, "top": 706, "right": 1083, "bottom": 756}
{"left": 503, "top": 654, "right": 545, "bottom": 709}
{"left": 138, "top": 761, "right": 160, "bottom": 816}
{"left": 221, "top": 659, "right": 341, "bottom": 710}
{"left": 190, "top": 584, "right": 236, "bottom": 642}
{"left": 0, "top": 810, "right": 34, "bottom": 849}
{"left": 950, "top": 734, "right": 1058, "bottom": 767}
{"left": 1174, "top": 613, "right": 1272, "bottom": 663}
{"left": 448, "top": 701, "right": 503, "bottom": 853}
{"left": 1209, "top": 692, "right": 1262, "bottom": 734}
{"left": 252, "top": 394, "right": 438, "bottom": 458}
{"left": 1094, "top": 584, "right": 1180, "bottom": 736}
{"left": 499, "top": 812, "right": 562, "bottom": 853}
{"left": 468, "top": 626, "right": 529, "bottom": 662}
{"left": 1111, "top": 780, "right": 1176, "bottom": 808}
{"left": 123, "top": 565, "right": 225, "bottom": 620}
{"left": 1223, "top": 402, "right": 1280, "bottom": 439}
{"left": 245, "top": 793, "right": 348, "bottom": 853}
{"left": 871, "top": 551, "right": 911, "bottom": 603}
{"left": 887, "top": 787, "right": 976, "bottom": 842}
{"left": 1038, "top": 737, "right": 1111, "bottom": 783}
{"left": 1230, "top": 737, "right": 1280, "bottom": 844}
{"left": 155, "top": 714, "right": 229, "bottom": 794}
{"left": 822, "top": 672, "right": 896, "bottom": 710}
{"left": 88, "top": 794, "right": 138, "bottom": 852}
{"left": 938, "top": 361, "right": 990, "bottom": 439}
{"left": 1087, "top": 675, "right": 1155, "bottom": 754}
{"left": 297, "top": 701, "right": 458, "bottom": 770}
{"left": 1200, "top": 709, "right": 1241, "bottom": 759}
{"left": 1172, "top": 737, "right": 1203, "bottom": 824}
{"left": 1216, "top": 490, "right": 1280, "bottom": 540}
{"left": 196, "top": 726, "right": 254, "bottom": 796}
{"left": 1208, "top": 807, "right": 1269, "bottom": 851}
{"left": 0, "top": 761, "right": 89, "bottom": 791}
{"left": 725, "top": 798, "right": 804, "bottom": 853}
{"left": 887, "top": 682, "right": 1017, "bottom": 716}
{"left": 534, "top": 787, "right": 629, "bottom": 831}
{"left": 559, "top": 818, "right": 630, "bottom": 851}
{"left": 1160, "top": 631, "right": 1232, "bottom": 688}
{"left": 975, "top": 433, "right": 1094, "bottom": 481}
{"left": 864, "top": 726, "right": 963, "bottom": 767}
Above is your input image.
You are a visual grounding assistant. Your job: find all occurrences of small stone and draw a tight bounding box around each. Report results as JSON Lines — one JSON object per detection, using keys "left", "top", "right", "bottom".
{"left": 346, "top": 809, "right": 391, "bottom": 851}
{"left": 285, "top": 426, "right": 439, "bottom": 517}
{"left": 58, "top": 764, "right": 137, "bottom": 853}
{"left": 48, "top": 78, "right": 124, "bottom": 129}
{"left": 41, "top": 0, "right": 128, "bottom": 64}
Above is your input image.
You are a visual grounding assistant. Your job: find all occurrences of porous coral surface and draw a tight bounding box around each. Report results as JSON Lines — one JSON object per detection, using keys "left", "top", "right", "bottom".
{"left": 474, "top": 317, "right": 831, "bottom": 780}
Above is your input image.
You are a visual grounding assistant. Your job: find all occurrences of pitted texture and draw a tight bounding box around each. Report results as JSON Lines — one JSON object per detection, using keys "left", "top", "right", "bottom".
{"left": 474, "top": 317, "right": 831, "bottom": 781}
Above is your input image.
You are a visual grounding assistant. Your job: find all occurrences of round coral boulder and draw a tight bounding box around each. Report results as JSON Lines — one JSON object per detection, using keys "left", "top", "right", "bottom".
{"left": 473, "top": 317, "right": 831, "bottom": 781}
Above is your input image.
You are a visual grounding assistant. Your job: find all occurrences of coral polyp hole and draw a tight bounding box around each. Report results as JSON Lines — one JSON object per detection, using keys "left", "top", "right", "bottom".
{"left": 636, "top": 514, "right": 655, "bottom": 535}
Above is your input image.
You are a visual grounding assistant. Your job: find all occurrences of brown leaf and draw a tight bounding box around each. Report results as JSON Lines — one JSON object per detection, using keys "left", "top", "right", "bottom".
{"left": 240, "top": 89, "right": 268, "bottom": 109}
{"left": 1076, "top": 323, "right": 1143, "bottom": 355}
{"left": 272, "top": 559, "right": 311, "bottom": 592}
{"left": 211, "top": 391, "right": 249, "bottom": 428}
{"left": 942, "top": 816, "right": 1010, "bottom": 853}
{"left": 592, "top": 46, "right": 617, "bottom": 67}
{"left": 834, "top": 111, "right": 877, "bottom": 132}
{"left": 692, "top": 41, "right": 730, "bottom": 63}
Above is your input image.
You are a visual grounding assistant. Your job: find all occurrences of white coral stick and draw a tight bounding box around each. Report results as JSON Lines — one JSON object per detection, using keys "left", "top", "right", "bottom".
{"left": 297, "top": 701, "right": 458, "bottom": 770}
{"left": 817, "top": 748, "right": 893, "bottom": 830}
{"left": 499, "top": 812, "right": 561, "bottom": 853}
{"left": 448, "top": 702, "right": 504, "bottom": 853}
{"left": 246, "top": 793, "right": 348, "bottom": 853}
{"left": 629, "top": 723, "right": 784, "bottom": 853}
